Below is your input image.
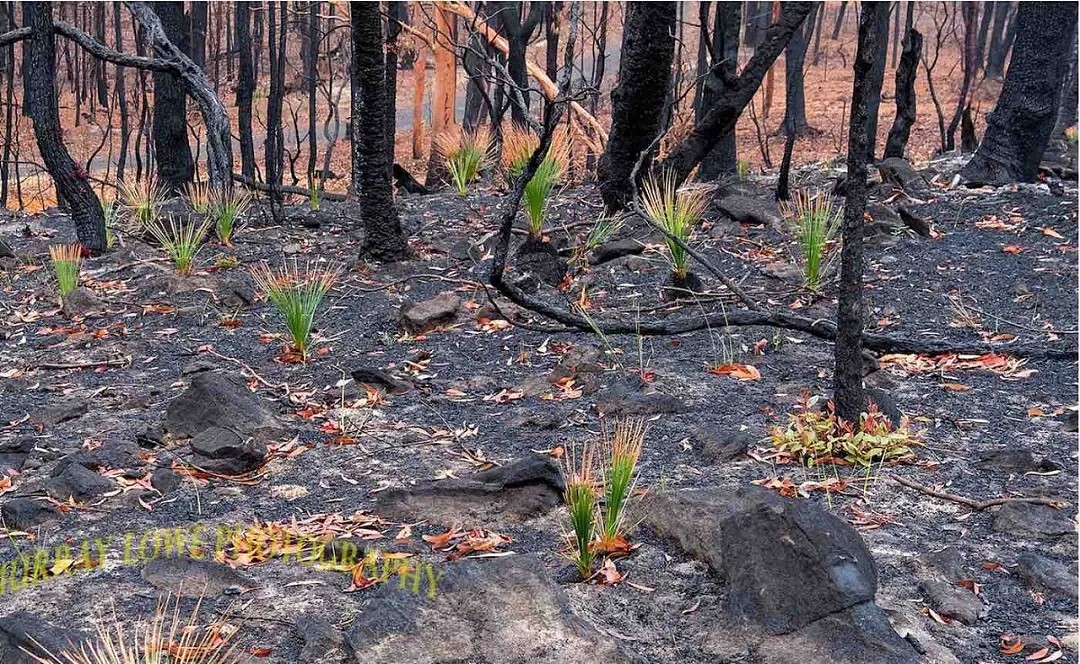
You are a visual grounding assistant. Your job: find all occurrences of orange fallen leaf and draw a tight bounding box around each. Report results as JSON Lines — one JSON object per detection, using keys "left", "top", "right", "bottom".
{"left": 1041, "top": 227, "right": 1065, "bottom": 239}
{"left": 597, "top": 558, "right": 625, "bottom": 585}
{"left": 1026, "top": 647, "right": 1049, "bottom": 661}
{"left": 1000, "top": 634, "right": 1025, "bottom": 655}
{"left": 708, "top": 363, "right": 761, "bottom": 380}
{"left": 941, "top": 383, "right": 971, "bottom": 392}
{"left": 1003, "top": 244, "right": 1023, "bottom": 254}
{"left": 250, "top": 647, "right": 273, "bottom": 657}
{"left": 422, "top": 525, "right": 462, "bottom": 550}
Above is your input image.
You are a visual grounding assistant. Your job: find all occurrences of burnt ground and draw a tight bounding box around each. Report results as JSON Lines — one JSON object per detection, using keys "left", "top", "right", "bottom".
{"left": 0, "top": 166, "right": 1075, "bottom": 662}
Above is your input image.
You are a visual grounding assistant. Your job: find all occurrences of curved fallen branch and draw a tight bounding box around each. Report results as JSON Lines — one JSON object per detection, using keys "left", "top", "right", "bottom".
{"left": 891, "top": 474, "right": 1070, "bottom": 511}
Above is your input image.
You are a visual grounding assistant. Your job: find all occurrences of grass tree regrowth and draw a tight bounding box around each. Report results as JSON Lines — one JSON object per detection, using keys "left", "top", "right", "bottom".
{"left": 562, "top": 442, "right": 599, "bottom": 580}
{"left": 599, "top": 417, "right": 647, "bottom": 549}
{"left": 780, "top": 189, "right": 843, "bottom": 291}
{"left": 433, "top": 126, "right": 493, "bottom": 196}
{"left": 640, "top": 170, "right": 709, "bottom": 284}
{"left": 145, "top": 216, "right": 212, "bottom": 276}
{"left": 208, "top": 187, "right": 252, "bottom": 248}
{"left": 48, "top": 244, "right": 82, "bottom": 297}
{"left": 118, "top": 176, "right": 165, "bottom": 228}
{"left": 249, "top": 259, "right": 340, "bottom": 361}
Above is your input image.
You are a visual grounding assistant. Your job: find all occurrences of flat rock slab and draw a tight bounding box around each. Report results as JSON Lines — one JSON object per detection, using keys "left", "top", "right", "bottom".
{"left": 1014, "top": 552, "right": 1078, "bottom": 599}
{"left": 0, "top": 611, "right": 88, "bottom": 663}
{"left": 398, "top": 293, "right": 461, "bottom": 332}
{"left": 595, "top": 379, "right": 686, "bottom": 417}
{"left": 374, "top": 456, "right": 563, "bottom": 526}
{"left": 344, "top": 554, "right": 630, "bottom": 663}
{"left": 992, "top": 502, "right": 1075, "bottom": 539}
{"left": 165, "top": 370, "right": 285, "bottom": 439}
{"left": 757, "top": 602, "right": 918, "bottom": 664}
{"left": 141, "top": 556, "right": 256, "bottom": 598}
{"left": 45, "top": 464, "right": 116, "bottom": 502}
{"left": 0, "top": 498, "right": 61, "bottom": 531}
{"left": 920, "top": 579, "right": 985, "bottom": 625}
{"left": 30, "top": 398, "right": 88, "bottom": 428}
{"left": 717, "top": 194, "right": 782, "bottom": 226}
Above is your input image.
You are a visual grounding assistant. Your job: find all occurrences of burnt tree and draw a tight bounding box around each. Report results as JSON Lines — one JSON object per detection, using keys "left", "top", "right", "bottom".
{"left": 695, "top": 1, "right": 741, "bottom": 179}
{"left": 265, "top": 1, "right": 286, "bottom": 220}
{"left": 151, "top": 1, "right": 194, "bottom": 193}
{"left": 779, "top": 2, "right": 818, "bottom": 135}
{"left": 597, "top": 2, "right": 676, "bottom": 209}
{"left": 834, "top": 1, "right": 888, "bottom": 424}
{"left": 984, "top": 2, "right": 1013, "bottom": 78}
{"left": 863, "top": 3, "right": 890, "bottom": 161}
{"left": 23, "top": 1, "right": 106, "bottom": 252}
{"left": 490, "top": 1, "right": 543, "bottom": 125}
{"left": 961, "top": 2, "right": 1078, "bottom": 184}
{"left": 385, "top": 1, "right": 405, "bottom": 175}
{"left": 883, "top": 27, "right": 922, "bottom": 158}
{"left": 945, "top": 3, "right": 978, "bottom": 152}
{"left": 1052, "top": 37, "right": 1078, "bottom": 139}
{"left": 235, "top": 2, "right": 255, "bottom": 179}
{"left": 350, "top": 1, "right": 407, "bottom": 260}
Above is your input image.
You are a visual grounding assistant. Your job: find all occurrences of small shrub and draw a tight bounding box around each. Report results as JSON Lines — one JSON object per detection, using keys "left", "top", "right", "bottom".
{"left": 561, "top": 442, "right": 599, "bottom": 580}
{"left": 779, "top": 189, "right": 842, "bottom": 291}
{"left": 599, "top": 418, "right": 646, "bottom": 549}
{"left": 770, "top": 390, "right": 919, "bottom": 468}
{"left": 208, "top": 187, "right": 251, "bottom": 248}
{"left": 215, "top": 255, "right": 240, "bottom": 271}
{"left": 640, "top": 170, "right": 709, "bottom": 281}
{"left": 48, "top": 244, "right": 82, "bottom": 296}
{"left": 27, "top": 595, "right": 244, "bottom": 664}
{"left": 117, "top": 176, "right": 165, "bottom": 228}
{"left": 433, "top": 126, "right": 493, "bottom": 196}
{"left": 249, "top": 259, "right": 340, "bottom": 361}
{"left": 145, "top": 215, "right": 212, "bottom": 275}
{"left": 183, "top": 181, "right": 213, "bottom": 215}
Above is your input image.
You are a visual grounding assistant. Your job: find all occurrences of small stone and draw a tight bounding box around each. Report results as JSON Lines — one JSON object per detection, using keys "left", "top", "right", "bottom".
{"left": 877, "top": 158, "right": 928, "bottom": 193}
{"left": 297, "top": 614, "right": 347, "bottom": 664}
{"left": 1014, "top": 552, "right": 1078, "bottom": 599}
{"left": 1059, "top": 410, "right": 1078, "bottom": 432}
{"left": 282, "top": 243, "right": 302, "bottom": 254}
{"left": 1, "top": 498, "right": 61, "bottom": 530}
{"left": 61, "top": 286, "right": 105, "bottom": 317}
{"left": 590, "top": 238, "right": 645, "bottom": 264}
{"left": 350, "top": 368, "right": 413, "bottom": 395}
{"left": 992, "top": 502, "right": 1075, "bottom": 539}
{"left": 45, "top": 464, "right": 116, "bottom": 502}
{"left": 151, "top": 468, "right": 182, "bottom": 495}
{"left": 398, "top": 292, "right": 461, "bottom": 332}
{"left": 31, "top": 398, "right": 89, "bottom": 427}
{"left": 0, "top": 612, "right": 88, "bottom": 662}
{"left": 189, "top": 427, "right": 267, "bottom": 475}
{"left": 762, "top": 261, "right": 804, "bottom": 282}
{"left": 141, "top": 557, "right": 256, "bottom": 597}
{"left": 693, "top": 426, "right": 751, "bottom": 463}
{"left": 920, "top": 580, "right": 984, "bottom": 625}
{"left": 717, "top": 194, "right": 782, "bottom": 226}
{"left": 976, "top": 448, "right": 1059, "bottom": 473}
{"left": 595, "top": 379, "right": 686, "bottom": 417}
{"left": 0, "top": 438, "right": 33, "bottom": 472}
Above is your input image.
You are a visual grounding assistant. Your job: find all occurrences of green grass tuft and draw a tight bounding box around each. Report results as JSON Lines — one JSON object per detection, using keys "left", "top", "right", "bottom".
{"left": 780, "top": 189, "right": 842, "bottom": 291}
{"left": 249, "top": 259, "right": 340, "bottom": 361}
{"left": 561, "top": 442, "right": 599, "bottom": 580}
{"left": 145, "top": 215, "right": 212, "bottom": 275}
{"left": 640, "top": 170, "right": 709, "bottom": 281}
{"left": 433, "top": 126, "right": 493, "bottom": 196}
{"left": 208, "top": 187, "right": 251, "bottom": 248}
{"left": 600, "top": 418, "right": 646, "bottom": 546}
{"left": 48, "top": 244, "right": 82, "bottom": 297}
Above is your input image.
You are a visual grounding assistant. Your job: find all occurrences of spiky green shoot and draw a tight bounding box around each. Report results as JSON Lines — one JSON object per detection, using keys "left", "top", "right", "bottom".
{"left": 573, "top": 213, "right": 624, "bottom": 267}
{"left": 145, "top": 215, "right": 212, "bottom": 275}
{"left": 433, "top": 126, "right": 493, "bottom": 196}
{"left": 640, "top": 170, "right": 710, "bottom": 280}
{"left": 102, "top": 201, "right": 118, "bottom": 249}
{"left": 26, "top": 594, "right": 244, "bottom": 664}
{"left": 780, "top": 189, "right": 843, "bottom": 291}
{"left": 117, "top": 176, "right": 165, "bottom": 228}
{"left": 562, "top": 442, "right": 599, "bottom": 580}
{"left": 600, "top": 418, "right": 646, "bottom": 546}
{"left": 208, "top": 187, "right": 251, "bottom": 248}
{"left": 501, "top": 126, "right": 570, "bottom": 240}
{"left": 249, "top": 259, "right": 340, "bottom": 360}
{"left": 309, "top": 177, "right": 322, "bottom": 212}
{"left": 736, "top": 159, "right": 751, "bottom": 180}
{"left": 49, "top": 244, "right": 82, "bottom": 297}
{"left": 183, "top": 181, "right": 213, "bottom": 215}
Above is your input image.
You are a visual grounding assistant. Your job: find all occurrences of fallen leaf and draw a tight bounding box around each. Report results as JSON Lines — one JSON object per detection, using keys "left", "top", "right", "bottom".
{"left": 422, "top": 525, "right": 462, "bottom": 550}
{"left": 1026, "top": 647, "right": 1049, "bottom": 661}
{"left": 1002, "top": 244, "right": 1023, "bottom": 254}
{"left": 941, "top": 382, "right": 971, "bottom": 392}
{"left": 1000, "top": 634, "right": 1025, "bottom": 655}
{"left": 708, "top": 363, "right": 761, "bottom": 381}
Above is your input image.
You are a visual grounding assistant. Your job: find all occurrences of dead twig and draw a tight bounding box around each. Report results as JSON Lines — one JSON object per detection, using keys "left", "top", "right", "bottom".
{"left": 891, "top": 474, "right": 1070, "bottom": 511}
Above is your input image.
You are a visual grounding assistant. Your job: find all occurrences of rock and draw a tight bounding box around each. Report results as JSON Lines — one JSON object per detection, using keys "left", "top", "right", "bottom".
{"left": 693, "top": 426, "right": 752, "bottom": 463}
{"left": 344, "top": 554, "right": 629, "bottom": 663}
{"left": 374, "top": 456, "right": 564, "bottom": 526}
{"left": 761, "top": 261, "right": 804, "bottom": 283}
{"left": 1014, "top": 552, "right": 1078, "bottom": 599}
{"left": 609, "top": 255, "right": 652, "bottom": 272}
{"left": 141, "top": 557, "right": 256, "bottom": 598}
{"left": 45, "top": 464, "right": 116, "bottom": 502}
{"left": 0, "top": 498, "right": 61, "bottom": 530}
{"left": 865, "top": 387, "right": 902, "bottom": 427}
{"left": 976, "top": 448, "right": 1059, "bottom": 473}
{"left": 0, "top": 439, "right": 32, "bottom": 473}
{"left": 897, "top": 206, "right": 933, "bottom": 236}
{"left": 60, "top": 286, "right": 105, "bottom": 317}
{"left": 718, "top": 195, "right": 782, "bottom": 226}
{"left": 757, "top": 603, "right": 918, "bottom": 664}
{"left": 151, "top": 467, "right": 182, "bottom": 495}
{"left": 350, "top": 368, "right": 412, "bottom": 395}
{"left": 515, "top": 249, "right": 568, "bottom": 288}
{"left": 30, "top": 398, "right": 88, "bottom": 427}
{"left": 297, "top": 614, "right": 348, "bottom": 664}
{"left": 398, "top": 292, "right": 461, "bottom": 332}
{"left": 640, "top": 487, "right": 880, "bottom": 635}
{"left": 165, "top": 370, "right": 285, "bottom": 440}
{"left": 595, "top": 378, "right": 686, "bottom": 417}
{"left": 865, "top": 203, "right": 904, "bottom": 229}
{"left": 992, "top": 502, "right": 1075, "bottom": 539}
{"left": 877, "top": 158, "right": 928, "bottom": 194}
{"left": 0, "top": 611, "right": 88, "bottom": 663}
{"left": 214, "top": 275, "right": 254, "bottom": 309}
{"left": 1059, "top": 410, "right": 1078, "bottom": 432}
{"left": 547, "top": 344, "right": 603, "bottom": 394}
{"left": 590, "top": 238, "right": 645, "bottom": 264}
{"left": 920, "top": 580, "right": 984, "bottom": 625}
{"left": 917, "top": 546, "right": 966, "bottom": 583}
{"left": 189, "top": 427, "right": 267, "bottom": 475}
{"left": 51, "top": 451, "right": 102, "bottom": 476}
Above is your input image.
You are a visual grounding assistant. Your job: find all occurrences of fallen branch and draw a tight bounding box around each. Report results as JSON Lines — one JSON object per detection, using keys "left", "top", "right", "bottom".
{"left": 231, "top": 172, "right": 347, "bottom": 202}
{"left": 891, "top": 474, "right": 1070, "bottom": 510}
{"left": 34, "top": 355, "right": 132, "bottom": 371}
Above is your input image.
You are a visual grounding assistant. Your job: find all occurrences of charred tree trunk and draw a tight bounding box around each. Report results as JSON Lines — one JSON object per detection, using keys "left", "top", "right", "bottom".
{"left": 779, "top": 3, "right": 818, "bottom": 135}
{"left": 597, "top": 2, "right": 676, "bottom": 209}
{"left": 307, "top": 1, "right": 320, "bottom": 186}
{"left": 961, "top": 3, "right": 1078, "bottom": 184}
{"left": 92, "top": 3, "right": 107, "bottom": 107}
{"left": 544, "top": 2, "right": 561, "bottom": 86}
{"left": 883, "top": 28, "right": 922, "bottom": 158}
{"left": 1, "top": 3, "right": 17, "bottom": 207}
{"left": 23, "top": 1, "right": 106, "bottom": 253}
{"left": 493, "top": 1, "right": 543, "bottom": 125}
{"left": 113, "top": 3, "right": 129, "bottom": 183}
{"left": 834, "top": 2, "right": 887, "bottom": 424}
{"left": 657, "top": 3, "right": 814, "bottom": 187}
{"left": 974, "top": 2, "right": 993, "bottom": 73}
{"left": 945, "top": 3, "right": 978, "bottom": 152}
{"left": 385, "top": 1, "right": 405, "bottom": 175}
{"left": 265, "top": 1, "right": 286, "bottom": 220}
{"left": 151, "top": 1, "right": 194, "bottom": 193}
{"left": 696, "top": 2, "right": 741, "bottom": 179}
{"left": 744, "top": 0, "right": 769, "bottom": 47}
{"left": 190, "top": 1, "right": 207, "bottom": 70}
{"left": 863, "top": 4, "right": 890, "bottom": 161}
{"left": 1052, "top": 37, "right": 1078, "bottom": 139}
{"left": 830, "top": 1, "right": 847, "bottom": 40}
{"left": 235, "top": 2, "right": 256, "bottom": 180}
{"left": 775, "top": 130, "right": 796, "bottom": 201}
{"left": 985, "top": 2, "right": 1012, "bottom": 78}
{"left": 350, "top": 1, "right": 407, "bottom": 260}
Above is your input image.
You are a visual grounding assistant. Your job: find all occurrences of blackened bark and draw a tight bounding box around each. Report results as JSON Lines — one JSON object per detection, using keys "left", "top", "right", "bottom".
{"left": 1052, "top": 37, "right": 1078, "bottom": 138}
{"left": 385, "top": 2, "right": 405, "bottom": 176}
{"left": 463, "top": 26, "right": 491, "bottom": 130}
{"left": 974, "top": 2, "right": 993, "bottom": 73}
{"left": 835, "top": 2, "right": 887, "bottom": 424}
{"left": 92, "top": 3, "right": 107, "bottom": 106}
{"left": 985, "top": 2, "right": 1012, "bottom": 78}
{"left": 945, "top": 3, "right": 978, "bottom": 152}
{"left": 491, "top": 1, "right": 543, "bottom": 124}
{"left": 544, "top": 2, "right": 561, "bottom": 85}
{"left": 961, "top": 3, "right": 1078, "bottom": 184}
{"left": 265, "top": 1, "right": 286, "bottom": 220}
{"left": 113, "top": 3, "right": 129, "bottom": 182}
{"left": 779, "top": 3, "right": 818, "bottom": 135}
{"left": 190, "top": 1, "right": 207, "bottom": 70}
{"left": 830, "top": 1, "right": 847, "bottom": 40}
{"left": 350, "top": 1, "right": 407, "bottom": 260}
{"left": 23, "top": 1, "right": 105, "bottom": 253}
{"left": 883, "top": 28, "right": 922, "bottom": 158}
{"left": 152, "top": 1, "right": 194, "bottom": 193}
{"left": 863, "top": 4, "right": 890, "bottom": 161}
{"left": 744, "top": 1, "right": 769, "bottom": 47}
{"left": 235, "top": 2, "right": 255, "bottom": 179}
{"left": 308, "top": 1, "right": 320, "bottom": 185}
{"left": 597, "top": 2, "right": 676, "bottom": 209}
{"left": 657, "top": 3, "right": 813, "bottom": 187}
{"left": 1, "top": 3, "right": 16, "bottom": 206}
{"left": 697, "top": 1, "right": 741, "bottom": 179}
{"left": 775, "top": 130, "right": 796, "bottom": 201}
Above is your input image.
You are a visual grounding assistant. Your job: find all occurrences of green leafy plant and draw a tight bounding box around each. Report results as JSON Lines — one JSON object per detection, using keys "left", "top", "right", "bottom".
{"left": 145, "top": 215, "right": 212, "bottom": 275}
{"left": 208, "top": 187, "right": 251, "bottom": 248}
{"left": 48, "top": 244, "right": 82, "bottom": 297}
{"left": 561, "top": 442, "right": 599, "bottom": 580}
{"left": 502, "top": 125, "right": 570, "bottom": 241}
{"left": 183, "top": 181, "right": 213, "bottom": 215}
{"left": 770, "top": 390, "right": 920, "bottom": 468}
{"left": 572, "top": 213, "right": 624, "bottom": 267}
{"left": 249, "top": 259, "right": 340, "bottom": 361}
{"left": 599, "top": 418, "right": 646, "bottom": 548}
{"left": 26, "top": 594, "right": 244, "bottom": 664}
{"left": 640, "top": 170, "right": 710, "bottom": 281}
{"left": 118, "top": 176, "right": 165, "bottom": 228}
{"left": 780, "top": 189, "right": 842, "bottom": 291}
{"left": 433, "top": 126, "right": 492, "bottom": 196}
{"left": 308, "top": 178, "right": 322, "bottom": 212}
